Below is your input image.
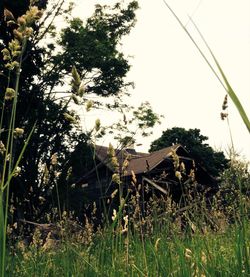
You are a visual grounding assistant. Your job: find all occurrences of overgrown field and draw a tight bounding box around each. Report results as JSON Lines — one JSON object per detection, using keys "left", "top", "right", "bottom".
{"left": 6, "top": 215, "right": 250, "bottom": 276}
{"left": 1, "top": 1, "right": 250, "bottom": 276}
{"left": 6, "top": 174, "right": 250, "bottom": 276}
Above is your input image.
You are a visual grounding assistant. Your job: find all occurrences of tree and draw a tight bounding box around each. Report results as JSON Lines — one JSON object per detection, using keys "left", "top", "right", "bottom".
{"left": 0, "top": 0, "right": 139, "bottom": 221}
{"left": 150, "top": 127, "right": 229, "bottom": 176}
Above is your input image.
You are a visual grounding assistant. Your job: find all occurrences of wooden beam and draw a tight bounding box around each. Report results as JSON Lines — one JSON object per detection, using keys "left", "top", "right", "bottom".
{"left": 142, "top": 177, "right": 169, "bottom": 195}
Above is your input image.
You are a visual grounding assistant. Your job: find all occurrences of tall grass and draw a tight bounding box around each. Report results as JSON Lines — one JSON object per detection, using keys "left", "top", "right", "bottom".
{"left": 0, "top": 6, "right": 43, "bottom": 276}
{"left": 5, "top": 212, "right": 250, "bottom": 276}
{"left": 5, "top": 152, "right": 249, "bottom": 276}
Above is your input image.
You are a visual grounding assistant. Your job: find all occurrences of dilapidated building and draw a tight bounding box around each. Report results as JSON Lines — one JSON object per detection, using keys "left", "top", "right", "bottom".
{"left": 76, "top": 144, "right": 218, "bottom": 214}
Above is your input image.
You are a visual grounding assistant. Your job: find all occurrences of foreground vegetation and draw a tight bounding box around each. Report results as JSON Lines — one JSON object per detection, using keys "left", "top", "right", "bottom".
{"left": 6, "top": 158, "right": 250, "bottom": 276}
{"left": 6, "top": 208, "right": 250, "bottom": 276}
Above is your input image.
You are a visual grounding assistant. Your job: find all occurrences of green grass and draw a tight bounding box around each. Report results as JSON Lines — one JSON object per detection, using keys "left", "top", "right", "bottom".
{"left": 5, "top": 220, "right": 250, "bottom": 276}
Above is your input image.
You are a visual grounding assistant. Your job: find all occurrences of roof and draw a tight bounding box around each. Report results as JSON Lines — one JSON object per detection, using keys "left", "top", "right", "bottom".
{"left": 95, "top": 144, "right": 186, "bottom": 176}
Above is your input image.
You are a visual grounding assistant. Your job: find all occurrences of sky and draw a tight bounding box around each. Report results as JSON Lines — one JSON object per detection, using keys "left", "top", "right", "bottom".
{"left": 71, "top": 0, "right": 250, "bottom": 160}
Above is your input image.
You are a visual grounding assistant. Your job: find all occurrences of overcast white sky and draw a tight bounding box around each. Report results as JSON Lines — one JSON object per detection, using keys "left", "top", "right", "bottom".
{"left": 72, "top": 0, "right": 250, "bottom": 160}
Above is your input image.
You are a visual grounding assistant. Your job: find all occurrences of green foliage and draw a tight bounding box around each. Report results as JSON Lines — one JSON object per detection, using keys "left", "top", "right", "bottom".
{"left": 0, "top": 0, "right": 139, "bottom": 223}
{"left": 57, "top": 1, "right": 138, "bottom": 96}
{"left": 133, "top": 101, "right": 162, "bottom": 131}
{"left": 218, "top": 156, "right": 250, "bottom": 221}
{"left": 220, "top": 157, "right": 250, "bottom": 194}
{"left": 150, "top": 127, "right": 229, "bottom": 176}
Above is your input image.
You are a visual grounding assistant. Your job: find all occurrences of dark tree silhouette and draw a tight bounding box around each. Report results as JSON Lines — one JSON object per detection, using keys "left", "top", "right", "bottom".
{"left": 0, "top": 0, "right": 139, "bottom": 221}
{"left": 150, "top": 127, "right": 229, "bottom": 176}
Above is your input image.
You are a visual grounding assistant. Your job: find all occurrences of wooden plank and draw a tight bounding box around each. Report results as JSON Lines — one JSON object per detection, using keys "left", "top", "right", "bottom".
{"left": 142, "top": 177, "right": 169, "bottom": 195}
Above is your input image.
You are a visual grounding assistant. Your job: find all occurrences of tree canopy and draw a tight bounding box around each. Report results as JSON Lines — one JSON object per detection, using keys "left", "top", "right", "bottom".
{"left": 0, "top": 0, "right": 139, "bottom": 221}
{"left": 150, "top": 127, "right": 229, "bottom": 176}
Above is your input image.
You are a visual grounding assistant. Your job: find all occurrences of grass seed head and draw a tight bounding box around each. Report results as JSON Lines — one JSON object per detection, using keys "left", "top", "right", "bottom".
{"left": 50, "top": 153, "right": 58, "bottom": 166}
{"left": 95, "top": 119, "right": 101, "bottom": 132}
{"left": 0, "top": 141, "right": 6, "bottom": 155}
{"left": 86, "top": 100, "right": 93, "bottom": 111}
{"left": 5, "top": 88, "right": 16, "bottom": 100}
{"left": 112, "top": 173, "right": 121, "bottom": 185}
{"left": 14, "top": 127, "right": 24, "bottom": 138}
{"left": 222, "top": 94, "right": 228, "bottom": 110}
{"left": 185, "top": 248, "right": 192, "bottom": 260}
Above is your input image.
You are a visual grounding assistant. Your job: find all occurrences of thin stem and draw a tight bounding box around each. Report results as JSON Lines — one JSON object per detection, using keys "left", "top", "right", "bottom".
{"left": 1, "top": 37, "right": 27, "bottom": 277}
{"left": 0, "top": 71, "right": 11, "bottom": 141}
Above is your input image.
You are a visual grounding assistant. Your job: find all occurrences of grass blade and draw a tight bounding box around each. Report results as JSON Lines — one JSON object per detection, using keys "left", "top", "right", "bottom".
{"left": 189, "top": 17, "right": 250, "bottom": 134}
{"left": 163, "top": 0, "right": 250, "bottom": 134}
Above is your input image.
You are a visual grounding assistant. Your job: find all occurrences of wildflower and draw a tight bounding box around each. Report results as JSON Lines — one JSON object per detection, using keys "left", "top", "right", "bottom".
{"left": 5, "top": 88, "right": 15, "bottom": 100}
